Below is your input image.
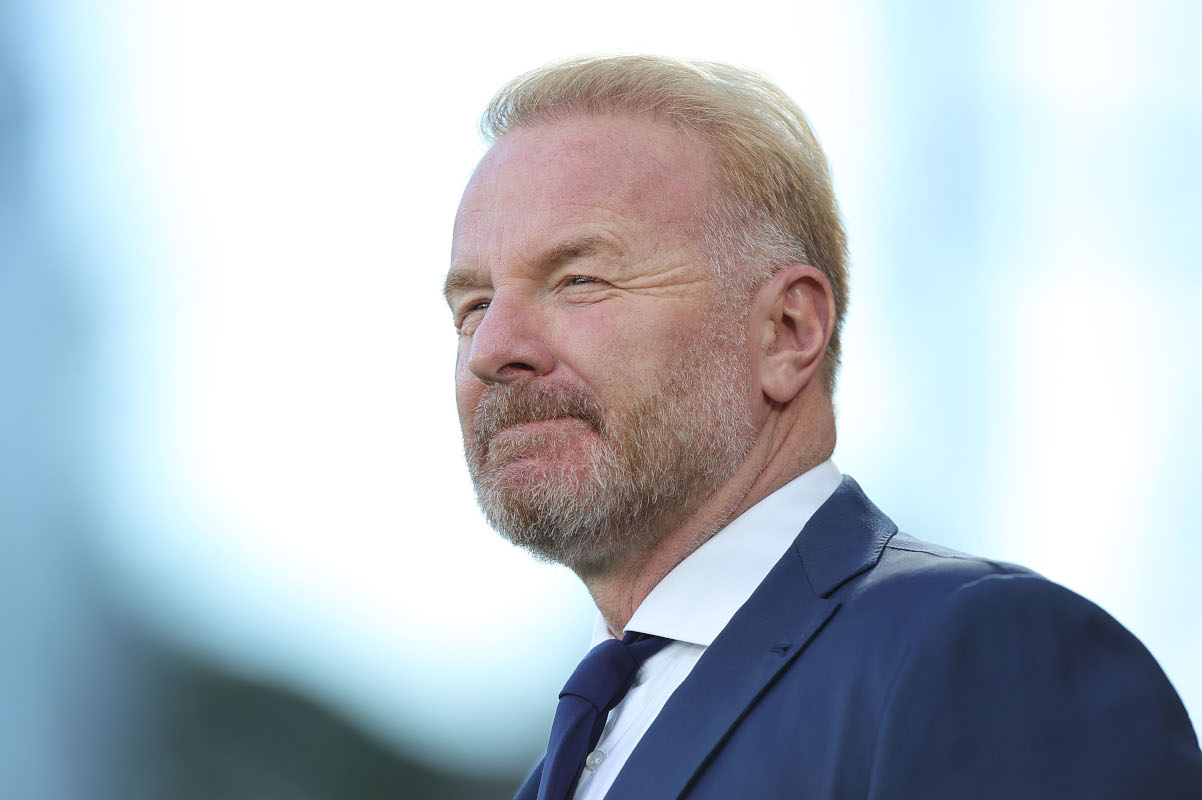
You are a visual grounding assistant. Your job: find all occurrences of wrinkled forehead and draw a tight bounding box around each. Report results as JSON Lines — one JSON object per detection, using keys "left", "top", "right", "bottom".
{"left": 451, "top": 115, "right": 715, "bottom": 264}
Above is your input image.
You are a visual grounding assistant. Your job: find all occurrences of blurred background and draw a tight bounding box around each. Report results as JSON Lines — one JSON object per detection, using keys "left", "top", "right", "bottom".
{"left": 3, "top": 0, "right": 1200, "bottom": 797}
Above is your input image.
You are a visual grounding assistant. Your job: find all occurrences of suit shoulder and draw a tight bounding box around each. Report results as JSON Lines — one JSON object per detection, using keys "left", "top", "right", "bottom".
{"left": 834, "top": 532, "right": 1149, "bottom": 684}
{"left": 860, "top": 547, "right": 1202, "bottom": 798}
{"left": 814, "top": 534, "right": 1202, "bottom": 797}
{"left": 849, "top": 529, "right": 1041, "bottom": 607}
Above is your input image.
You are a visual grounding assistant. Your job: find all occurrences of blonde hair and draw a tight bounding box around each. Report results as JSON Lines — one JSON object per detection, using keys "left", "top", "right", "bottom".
{"left": 481, "top": 54, "right": 850, "bottom": 392}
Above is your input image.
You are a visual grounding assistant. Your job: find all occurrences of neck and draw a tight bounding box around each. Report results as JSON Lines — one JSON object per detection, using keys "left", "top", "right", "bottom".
{"left": 582, "top": 396, "right": 835, "bottom": 635}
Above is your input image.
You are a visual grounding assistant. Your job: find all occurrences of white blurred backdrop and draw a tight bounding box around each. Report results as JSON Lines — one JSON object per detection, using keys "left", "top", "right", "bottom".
{"left": 4, "top": 0, "right": 1200, "bottom": 792}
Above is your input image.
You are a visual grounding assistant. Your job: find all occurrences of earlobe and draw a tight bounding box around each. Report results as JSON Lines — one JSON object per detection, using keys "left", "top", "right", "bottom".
{"left": 757, "top": 265, "right": 835, "bottom": 405}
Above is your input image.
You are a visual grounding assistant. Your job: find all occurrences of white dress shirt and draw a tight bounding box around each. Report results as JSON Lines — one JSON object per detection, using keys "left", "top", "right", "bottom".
{"left": 571, "top": 460, "right": 842, "bottom": 800}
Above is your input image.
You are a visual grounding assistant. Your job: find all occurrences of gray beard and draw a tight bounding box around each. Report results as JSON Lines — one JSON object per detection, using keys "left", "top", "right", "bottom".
{"left": 463, "top": 326, "right": 754, "bottom": 576}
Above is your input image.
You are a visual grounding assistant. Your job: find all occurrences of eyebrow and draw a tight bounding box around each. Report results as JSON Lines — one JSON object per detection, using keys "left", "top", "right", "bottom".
{"left": 442, "top": 234, "right": 618, "bottom": 305}
{"left": 442, "top": 268, "right": 487, "bottom": 305}
{"left": 541, "top": 234, "right": 611, "bottom": 266}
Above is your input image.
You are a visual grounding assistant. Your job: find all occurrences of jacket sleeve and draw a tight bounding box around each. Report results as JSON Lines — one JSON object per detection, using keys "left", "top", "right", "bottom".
{"left": 865, "top": 572, "right": 1202, "bottom": 799}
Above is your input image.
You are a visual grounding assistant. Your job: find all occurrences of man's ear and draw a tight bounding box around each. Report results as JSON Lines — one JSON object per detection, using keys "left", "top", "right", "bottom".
{"left": 754, "top": 264, "right": 835, "bottom": 404}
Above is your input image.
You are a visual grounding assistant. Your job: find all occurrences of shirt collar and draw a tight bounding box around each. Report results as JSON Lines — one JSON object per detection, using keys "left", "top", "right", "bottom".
{"left": 590, "top": 460, "right": 843, "bottom": 648}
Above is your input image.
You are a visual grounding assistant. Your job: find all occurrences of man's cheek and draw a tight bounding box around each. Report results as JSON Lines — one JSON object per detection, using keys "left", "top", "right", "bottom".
{"left": 454, "top": 379, "right": 479, "bottom": 432}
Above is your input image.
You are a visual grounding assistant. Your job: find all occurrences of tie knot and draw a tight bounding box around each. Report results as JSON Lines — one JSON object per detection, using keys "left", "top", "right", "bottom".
{"left": 559, "top": 633, "right": 669, "bottom": 713}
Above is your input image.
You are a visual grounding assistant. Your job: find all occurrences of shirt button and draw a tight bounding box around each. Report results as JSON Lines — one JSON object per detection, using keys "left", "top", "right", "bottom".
{"left": 585, "top": 750, "right": 605, "bottom": 771}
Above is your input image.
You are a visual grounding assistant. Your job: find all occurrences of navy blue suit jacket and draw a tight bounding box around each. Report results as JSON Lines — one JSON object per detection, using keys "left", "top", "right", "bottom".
{"left": 516, "top": 476, "right": 1202, "bottom": 798}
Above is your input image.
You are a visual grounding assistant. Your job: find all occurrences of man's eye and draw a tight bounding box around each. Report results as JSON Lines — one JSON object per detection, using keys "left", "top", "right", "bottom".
{"left": 456, "top": 301, "right": 489, "bottom": 330}
{"left": 566, "top": 276, "right": 598, "bottom": 286}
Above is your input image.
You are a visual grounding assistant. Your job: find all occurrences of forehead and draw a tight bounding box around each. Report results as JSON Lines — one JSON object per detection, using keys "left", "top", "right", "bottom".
{"left": 450, "top": 115, "right": 714, "bottom": 271}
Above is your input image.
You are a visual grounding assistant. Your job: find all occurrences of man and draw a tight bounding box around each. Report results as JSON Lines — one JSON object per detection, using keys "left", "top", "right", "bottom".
{"left": 444, "top": 55, "right": 1202, "bottom": 799}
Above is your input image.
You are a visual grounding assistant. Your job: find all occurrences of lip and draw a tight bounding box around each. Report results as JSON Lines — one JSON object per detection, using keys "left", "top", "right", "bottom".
{"left": 497, "top": 417, "right": 591, "bottom": 435}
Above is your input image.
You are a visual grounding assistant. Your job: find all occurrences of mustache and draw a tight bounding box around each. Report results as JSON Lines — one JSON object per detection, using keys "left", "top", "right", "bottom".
{"left": 471, "top": 382, "right": 604, "bottom": 443}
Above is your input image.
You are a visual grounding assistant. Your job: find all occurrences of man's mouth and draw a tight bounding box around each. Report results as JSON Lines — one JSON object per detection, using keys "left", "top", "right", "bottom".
{"left": 496, "top": 416, "right": 594, "bottom": 436}
{"left": 470, "top": 384, "right": 605, "bottom": 458}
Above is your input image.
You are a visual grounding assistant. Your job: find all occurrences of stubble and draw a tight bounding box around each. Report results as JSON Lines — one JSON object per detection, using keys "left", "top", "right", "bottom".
{"left": 464, "top": 315, "right": 755, "bottom": 576}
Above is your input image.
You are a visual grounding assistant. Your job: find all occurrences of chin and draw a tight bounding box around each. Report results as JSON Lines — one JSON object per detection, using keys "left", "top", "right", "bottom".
{"left": 473, "top": 466, "right": 634, "bottom": 570}
{"left": 482, "top": 459, "right": 602, "bottom": 518}
{"left": 475, "top": 467, "right": 688, "bottom": 579}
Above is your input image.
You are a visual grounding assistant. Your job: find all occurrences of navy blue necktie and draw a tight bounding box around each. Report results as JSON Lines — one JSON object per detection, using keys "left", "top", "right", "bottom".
{"left": 537, "top": 632, "right": 671, "bottom": 800}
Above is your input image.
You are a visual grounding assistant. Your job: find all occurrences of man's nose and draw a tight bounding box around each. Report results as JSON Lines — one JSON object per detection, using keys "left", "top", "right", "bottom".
{"left": 465, "top": 295, "right": 554, "bottom": 384}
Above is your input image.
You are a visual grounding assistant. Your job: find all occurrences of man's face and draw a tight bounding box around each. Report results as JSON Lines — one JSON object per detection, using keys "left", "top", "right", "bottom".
{"left": 446, "top": 115, "right": 756, "bottom": 576}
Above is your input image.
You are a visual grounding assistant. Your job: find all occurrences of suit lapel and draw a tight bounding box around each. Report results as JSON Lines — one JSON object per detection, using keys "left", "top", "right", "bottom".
{"left": 606, "top": 476, "right": 897, "bottom": 799}
{"left": 792, "top": 476, "right": 899, "bottom": 598}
